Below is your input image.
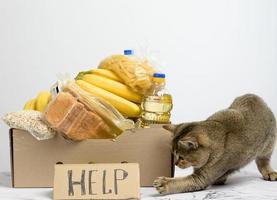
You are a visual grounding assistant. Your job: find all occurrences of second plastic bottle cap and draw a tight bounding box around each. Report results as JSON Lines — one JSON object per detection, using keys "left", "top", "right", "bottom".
{"left": 124, "top": 49, "right": 134, "bottom": 55}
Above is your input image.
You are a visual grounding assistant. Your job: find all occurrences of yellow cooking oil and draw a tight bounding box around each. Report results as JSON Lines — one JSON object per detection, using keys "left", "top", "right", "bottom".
{"left": 139, "top": 73, "right": 173, "bottom": 128}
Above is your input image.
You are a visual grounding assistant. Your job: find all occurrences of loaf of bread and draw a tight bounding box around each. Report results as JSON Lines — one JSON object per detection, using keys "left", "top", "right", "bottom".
{"left": 43, "top": 92, "right": 113, "bottom": 140}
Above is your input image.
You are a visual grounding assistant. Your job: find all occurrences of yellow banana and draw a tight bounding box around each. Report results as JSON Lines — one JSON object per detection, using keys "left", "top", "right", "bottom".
{"left": 36, "top": 91, "right": 52, "bottom": 112}
{"left": 23, "top": 98, "right": 37, "bottom": 110}
{"left": 82, "top": 74, "right": 142, "bottom": 103}
{"left": 90, "top": 69, "right": 123, "bottom": 83}
{"left": 76, "top": 80, "right": 141, "bottom": 117}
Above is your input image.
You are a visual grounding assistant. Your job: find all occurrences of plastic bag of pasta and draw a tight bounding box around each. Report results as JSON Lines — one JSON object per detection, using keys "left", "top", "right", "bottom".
{"left": 98, "top": 50, "right": 157, "bottom": 95}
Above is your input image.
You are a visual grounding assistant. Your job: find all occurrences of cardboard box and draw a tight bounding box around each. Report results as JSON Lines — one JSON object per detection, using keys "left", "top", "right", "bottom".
{"left": 10, "top": 127, "right": 174, "bottom": 188}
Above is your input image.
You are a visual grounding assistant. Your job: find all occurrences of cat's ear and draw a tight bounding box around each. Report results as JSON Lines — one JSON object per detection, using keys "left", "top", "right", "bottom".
{"left": 163, "top": 124, "right": 178, "bottom": 133}
{"left": 178, "top": 137, "right": 198, "bottom": 150}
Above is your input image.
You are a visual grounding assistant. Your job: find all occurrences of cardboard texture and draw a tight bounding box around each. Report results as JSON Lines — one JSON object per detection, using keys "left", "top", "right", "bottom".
{"left": 10, "top": 127, "right": 174, "bottom": 188}
{"left": 53, "top": 163, "right": 140, "bottom": 200}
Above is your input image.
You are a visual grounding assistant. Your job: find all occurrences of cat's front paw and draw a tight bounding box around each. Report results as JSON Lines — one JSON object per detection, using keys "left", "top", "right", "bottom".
{"left": 263, "top": 171, "right": 277, "bottom": 181}
{"left": 153, "top": 176, "right": 174, "bottom": 195}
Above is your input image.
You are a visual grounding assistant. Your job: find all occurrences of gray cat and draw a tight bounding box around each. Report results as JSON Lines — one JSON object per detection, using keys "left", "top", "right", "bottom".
{"left": 154, "top": 94, "right": 277, "bottom": 194}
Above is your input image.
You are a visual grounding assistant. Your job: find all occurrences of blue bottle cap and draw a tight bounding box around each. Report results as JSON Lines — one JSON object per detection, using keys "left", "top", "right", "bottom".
{"left": 153, "top": 73, "right": 166, "bottom": 78}
{"left": 124, "top": 49, "right": 134, "bottom": 55}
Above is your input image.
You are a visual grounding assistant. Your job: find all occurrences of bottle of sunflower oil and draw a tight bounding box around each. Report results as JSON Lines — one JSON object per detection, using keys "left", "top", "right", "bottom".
{"left": 140, "top": 73, "right": 173, "bottom": 127}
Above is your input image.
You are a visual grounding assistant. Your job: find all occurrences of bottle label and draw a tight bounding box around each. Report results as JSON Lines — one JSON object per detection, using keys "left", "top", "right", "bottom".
{"left": 143, "top": 101, "right": 172, "bottom": 113}
{"left": 141, "top": 94, "right": 173, "bottom": 124}
{"left": 142, "top": 112, "right": 170, "bottom": 122}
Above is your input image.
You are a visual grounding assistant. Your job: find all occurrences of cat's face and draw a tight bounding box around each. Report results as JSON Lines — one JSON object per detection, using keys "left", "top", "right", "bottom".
{"left": 164, "top": 123, "right": 211, "bottom": 169}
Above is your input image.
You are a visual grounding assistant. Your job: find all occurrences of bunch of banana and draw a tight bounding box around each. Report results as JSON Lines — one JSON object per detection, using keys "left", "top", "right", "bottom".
{"left": 76, "top": 69, "right": 142, "bottom": 118}
{"left": 76, "top": 69, "right": 123, "bottom": 83}
{"left": 23, "top": 99, "right": 37, "bottom": 110}
{"left": 23, "top": 91, "right": 52, "bottom": 112}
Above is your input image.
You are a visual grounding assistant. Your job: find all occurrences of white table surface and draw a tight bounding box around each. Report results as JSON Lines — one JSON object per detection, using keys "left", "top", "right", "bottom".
{"left": 1, "top": 167, "right": 277, "bottom": 200}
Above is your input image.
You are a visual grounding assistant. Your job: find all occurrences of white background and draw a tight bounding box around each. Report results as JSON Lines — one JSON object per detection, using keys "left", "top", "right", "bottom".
{"left": 0, "top": 0, "right": 276, "bottom": 172}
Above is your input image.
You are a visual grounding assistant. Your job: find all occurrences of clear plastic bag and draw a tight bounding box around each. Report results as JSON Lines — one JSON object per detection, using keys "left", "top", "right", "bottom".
{"left": 43, "top": 91, "right": 115, "bottom": 140}
{"left": 98, "top": 54, "right": 156, "bottom": 95}
{"left": 135, "top": 41, "right": 166, "bottom": 73}
{"left": 63, "top": 81, "right": 135, "bottom": 137}
{"left": 50, "top": 73, "right": 72, "bottom": 98}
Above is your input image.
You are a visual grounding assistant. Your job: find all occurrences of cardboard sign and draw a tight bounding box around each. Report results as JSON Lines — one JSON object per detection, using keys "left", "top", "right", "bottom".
{"left": 53, "top": 163, "right": 140, "bottom": 200}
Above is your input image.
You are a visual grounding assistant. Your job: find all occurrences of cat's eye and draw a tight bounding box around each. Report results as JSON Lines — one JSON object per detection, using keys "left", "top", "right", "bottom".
{"left": 187, "top": 142, "right": 194, "bottom": 149}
